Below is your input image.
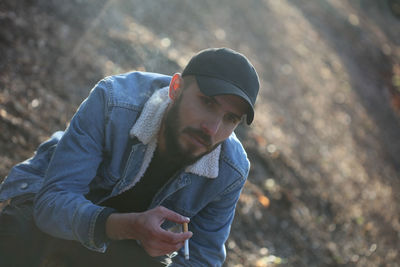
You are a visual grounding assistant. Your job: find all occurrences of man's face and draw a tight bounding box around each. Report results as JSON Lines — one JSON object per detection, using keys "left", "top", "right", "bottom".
{"left": 161, "top": 75, "right": 248, "bottom": 164}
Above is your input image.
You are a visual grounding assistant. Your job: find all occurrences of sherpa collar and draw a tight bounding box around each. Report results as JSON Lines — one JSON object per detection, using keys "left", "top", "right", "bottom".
{"left": 129, "top": 87, "right": 221, "bottom": 179}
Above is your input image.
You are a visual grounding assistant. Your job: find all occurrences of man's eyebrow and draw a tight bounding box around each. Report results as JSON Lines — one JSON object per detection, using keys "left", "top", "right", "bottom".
{"left": 208, "top": 95, "right": 243, "bottom": 119}
{"left": 207, "top": 95, "right": 219, "bottom": 105}
{"left": 229, "top": 112, "right": 243, "bottom": 122}
{"left": 201, "top": 94, "right": 220, "bottom": 106}
{"left": 233, "top": 113, "right": 243, "bottom": 119}
{"left": 203, "top": 94, "right": 246, "bottom": 120}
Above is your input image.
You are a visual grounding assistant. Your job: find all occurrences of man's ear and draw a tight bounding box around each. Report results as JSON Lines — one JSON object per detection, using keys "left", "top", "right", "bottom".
{"left": 169, "top": 73, "right": 183, "bottom": 100}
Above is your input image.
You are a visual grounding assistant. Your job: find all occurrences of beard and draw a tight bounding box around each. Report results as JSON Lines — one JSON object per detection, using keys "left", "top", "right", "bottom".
{"left": 162, "top": 92, "right": 221, "bottom": 167}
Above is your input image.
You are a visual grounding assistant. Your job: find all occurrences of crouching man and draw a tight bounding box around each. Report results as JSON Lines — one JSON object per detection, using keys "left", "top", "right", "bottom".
{"left": 0, "top": 48, "right": 259, "bottom": 266}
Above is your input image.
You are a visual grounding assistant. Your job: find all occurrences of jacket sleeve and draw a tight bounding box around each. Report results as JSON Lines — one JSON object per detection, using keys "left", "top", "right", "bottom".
{"left": 170, "top": 176, "right": 247, "bottom": 267}
{"left": 34, "top": 79, "right": 110, "bottom": 252}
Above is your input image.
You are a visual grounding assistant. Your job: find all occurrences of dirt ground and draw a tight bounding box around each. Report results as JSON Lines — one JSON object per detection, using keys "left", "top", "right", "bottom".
{"left": 1, "top": 0, "right": 400, "bottom": 266}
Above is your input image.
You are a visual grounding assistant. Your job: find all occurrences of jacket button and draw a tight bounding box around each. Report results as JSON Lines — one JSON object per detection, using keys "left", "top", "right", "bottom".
{"left": 20, "top": 182, "right": 28, "bottom": 189}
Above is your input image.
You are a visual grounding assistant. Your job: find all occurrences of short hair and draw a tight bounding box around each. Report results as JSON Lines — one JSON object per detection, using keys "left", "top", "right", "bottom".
{"left": 182, "top": 75, "right": 196, "bottom": 90}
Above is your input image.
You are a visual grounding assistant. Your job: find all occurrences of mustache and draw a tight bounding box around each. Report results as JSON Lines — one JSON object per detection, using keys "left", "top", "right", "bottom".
{"left": 183, "top": 127, "right": 212, "bottom": 147}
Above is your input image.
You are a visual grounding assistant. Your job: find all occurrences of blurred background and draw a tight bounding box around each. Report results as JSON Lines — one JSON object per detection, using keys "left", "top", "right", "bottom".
{"left": 1, "top": 0, "right": 399, "bottom": 266}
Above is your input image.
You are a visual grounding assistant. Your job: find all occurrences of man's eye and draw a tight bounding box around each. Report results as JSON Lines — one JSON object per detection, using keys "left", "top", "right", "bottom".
{"left": 202, "top": 97, "right": 213, "bottom": 106}
{"left": 226, "top": 114, "right": 240, "bottom": 124}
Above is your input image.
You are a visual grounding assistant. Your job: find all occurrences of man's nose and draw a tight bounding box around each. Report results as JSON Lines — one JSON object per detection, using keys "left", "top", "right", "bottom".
{"left": 201, "top": 116, "right": 222, "bottom": 137}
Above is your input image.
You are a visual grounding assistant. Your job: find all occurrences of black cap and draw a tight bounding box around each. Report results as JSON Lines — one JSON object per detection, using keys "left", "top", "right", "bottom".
{"left": 182, "top": 48, "right": 259, "bottom": 124}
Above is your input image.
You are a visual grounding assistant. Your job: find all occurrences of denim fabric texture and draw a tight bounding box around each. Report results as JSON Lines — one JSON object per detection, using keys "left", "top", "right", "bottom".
{"left": 0, "top": 71, "right": 250, "bottom": 266}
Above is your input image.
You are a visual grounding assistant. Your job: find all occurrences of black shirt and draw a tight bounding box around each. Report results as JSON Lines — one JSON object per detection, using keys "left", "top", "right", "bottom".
{"left": 94, "top": 149, "right": 181, "bottom": 245}
{"left": 101, "top": 149, "right": 179, "bottom": 213}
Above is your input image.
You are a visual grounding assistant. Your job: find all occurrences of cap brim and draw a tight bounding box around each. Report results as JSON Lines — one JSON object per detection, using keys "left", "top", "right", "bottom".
{"left": 195, "top": 76, "right": 254, "bottom": 124}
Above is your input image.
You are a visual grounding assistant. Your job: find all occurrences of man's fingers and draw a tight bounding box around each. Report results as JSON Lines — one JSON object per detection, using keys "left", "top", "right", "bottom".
{"left": 144, "top": 237, "right": 187, "bottom": 257}
{"left": 156, "top": 206, "right": 190, "bottom": 224}
{"left": 157, "top": 227, "right": 192, "bottom": 243}
{"left": 138, "top": 206, "right": 193, "bottom": 257}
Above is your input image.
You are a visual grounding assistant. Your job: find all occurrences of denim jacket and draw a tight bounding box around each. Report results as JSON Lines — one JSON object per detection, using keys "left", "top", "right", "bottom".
{"left": 0, "top": 72, "right": 250, "bottom": 267}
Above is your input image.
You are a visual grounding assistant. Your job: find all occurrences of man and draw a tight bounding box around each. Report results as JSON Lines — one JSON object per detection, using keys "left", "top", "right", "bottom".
{"left": 0, "top": 47, "right": 259, "bottom": 266}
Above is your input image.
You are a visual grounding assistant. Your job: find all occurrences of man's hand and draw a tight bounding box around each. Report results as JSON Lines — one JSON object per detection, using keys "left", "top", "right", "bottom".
{"left": 105, "top": 206, "right": 193, "bottom": 257}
